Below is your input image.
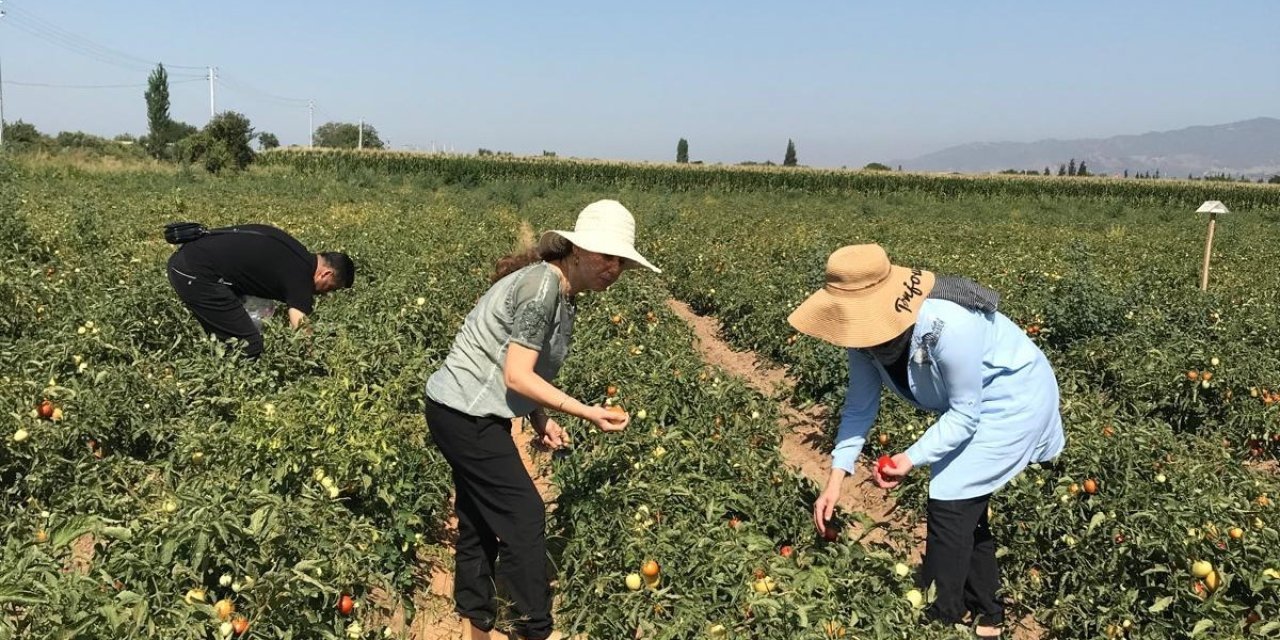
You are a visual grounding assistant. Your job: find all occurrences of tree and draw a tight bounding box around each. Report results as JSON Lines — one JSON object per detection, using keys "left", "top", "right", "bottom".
{"left": 178, "top": 111, "right": 256, "bottom": 173}
{"left": 55, "top": 131, "right": 107, "bottom": 149}
{"left": 144, "top": 64, "right": 174, "bottom": 158}
{"left": 783, "top": 139, "right": 798, "bottom": 167}
{"left": 313, "top": 121, "right": 384, "bottom": 149}
{"left": 863, "top": 162, "right": 892, "bottom": 171}
{"left": 258, "top": 132, "right": 280, "bottom": 150}
{"left": 1077, "top": 160, "right": 1088, "bottom": 177}
{"left": 1067, "top": 159, "right": 1077, "bottom": 176}
{"left": 1043, "top": 167, "right": 1050, "bottom": 176}
{"left": 3, "top": 120, "right": 46, "bottom": 147}
{"left": 1269, "top": 175, "right": 1280, "bottom": 184}
{"left": 1123, "top": 169, "right": 1129, "bottom": 178}
{"left": 1058, "top": 164, "right": 1066, "bottom": 176}
{"left": 168, "top": 121, "right": 198, "bottom": 142}
{"left": 676, "top": 138, "right": 689, "bottom": 164}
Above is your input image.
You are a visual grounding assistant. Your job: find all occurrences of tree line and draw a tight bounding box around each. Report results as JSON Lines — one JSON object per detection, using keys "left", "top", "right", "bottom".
{"left": 0, "top": 64, "right": 385, "bottom": 173}
{"left": 674, "top": 138, "right": 802, "bottom": 167}
{"left": 1000, "top": 160, "right": 1280, "bottom": 183}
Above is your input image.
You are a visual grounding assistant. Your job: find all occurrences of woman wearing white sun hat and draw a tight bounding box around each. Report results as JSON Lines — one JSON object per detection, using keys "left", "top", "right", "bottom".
{"left": 424, "top": 200, "right": 660, "bottom": 640}
{"left": 789, "top": 244, "right": 1064, "bottom": 639}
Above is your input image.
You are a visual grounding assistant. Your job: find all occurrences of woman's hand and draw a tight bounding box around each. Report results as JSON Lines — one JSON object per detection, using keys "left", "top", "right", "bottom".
{"left": 583, "top": 405, "right": 629, "bottom": 432}
{"left": 813, "top": 468, "right": 847, "bottom": 536}
{"left": 534, "top": 417, "right": 569, "bottom": 450}
{"left": 873, "top": 453, "right": 914, "bottom": 489}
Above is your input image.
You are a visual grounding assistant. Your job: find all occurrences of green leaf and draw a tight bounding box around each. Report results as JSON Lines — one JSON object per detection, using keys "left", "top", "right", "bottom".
{"left": 1190, "top": 619, "right": 1214, "bottom": 637}
{"left": 1147, "top": 596, "right": 1173, "bottom": 613}
{"left": 51, "top": 515, "right": 101, "bottom": 549}
{"left": 249, "top": 506, "right": 271, "bottom": 536}
{"left": 0, "top": 585, "right": 45, "bottom": 606}
{"left": 1087, "top": 511, "right": 1106, "bottom": 533}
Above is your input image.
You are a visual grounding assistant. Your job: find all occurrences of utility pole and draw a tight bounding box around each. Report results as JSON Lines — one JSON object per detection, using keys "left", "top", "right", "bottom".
{"left": 307, "top": 100, "right": 314, "bottom": 148}
{"left": 207, "top": 66, "right": 217, "bottom": 117}
{"left": 0, "top": 2, "right": 7, "bottom": 149}
{"left": 358, "top": 117, "right": 363, "bottom": 150}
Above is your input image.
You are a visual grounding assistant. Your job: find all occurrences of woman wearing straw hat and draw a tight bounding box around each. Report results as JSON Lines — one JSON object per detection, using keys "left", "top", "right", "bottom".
{"left": 790, "top": 244, "right": 1064, "bottom": 639}
{"left": 424, "top": 200, "right": 660, "bottom": 640}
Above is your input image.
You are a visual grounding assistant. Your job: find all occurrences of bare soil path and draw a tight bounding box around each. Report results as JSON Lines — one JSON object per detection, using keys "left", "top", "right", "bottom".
{"left": 376, "top": 422, "right": 556, "bottom": 640}
{"left": 663, "top": 299, "right": 1045, "bottom": 640}
{"left": 663, "top": 299, "right": 921, "bottom": 554}
{"left": 393, "top": 296, "right": 1045, "bottom": 640}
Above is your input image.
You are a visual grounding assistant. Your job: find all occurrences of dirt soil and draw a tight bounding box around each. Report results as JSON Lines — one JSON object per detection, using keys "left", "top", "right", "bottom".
{"left": 373, "top": 421, "right": 556, "bottom": 640}
{"left": 387, "top": 296, "right": 1044, "bottom": 639}
{"left": 664, "top": 299, "right": 1044, "bottom": 640}
{"left": 664, "top": 299, "right": 923, "bottom": 555}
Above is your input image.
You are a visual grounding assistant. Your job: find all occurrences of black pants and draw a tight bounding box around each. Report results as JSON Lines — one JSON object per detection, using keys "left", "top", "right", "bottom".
{"left": 424, "top": 398, "right": 552, "bottom": 640}
{"left": 917, "top": 494, "right": 1004, "bottom": 627}
{"left": 167, "top": 251, "right": 263, "bottom": 357}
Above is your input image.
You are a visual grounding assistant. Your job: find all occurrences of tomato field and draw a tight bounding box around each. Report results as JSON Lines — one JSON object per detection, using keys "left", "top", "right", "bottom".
{"left": 3, "top": 152, "right": 1279, "bottom": 639}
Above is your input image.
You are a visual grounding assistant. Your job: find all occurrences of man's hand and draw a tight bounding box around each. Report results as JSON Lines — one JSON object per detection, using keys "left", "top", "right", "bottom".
{"left": 287, "top": 307, "right": 308, "bottom": 330}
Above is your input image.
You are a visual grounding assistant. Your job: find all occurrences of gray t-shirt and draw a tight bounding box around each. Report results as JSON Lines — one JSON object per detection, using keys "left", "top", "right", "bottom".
{"left": 426, "top": 262, "right": 575, "bottom": 418}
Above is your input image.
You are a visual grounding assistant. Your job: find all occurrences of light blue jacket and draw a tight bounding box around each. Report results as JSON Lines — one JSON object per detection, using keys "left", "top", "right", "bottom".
{"left": 834, "top": 298, "right": 1065, "bottom": 500}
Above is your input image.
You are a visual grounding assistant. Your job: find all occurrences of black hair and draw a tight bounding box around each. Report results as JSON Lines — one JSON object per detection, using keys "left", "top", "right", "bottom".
{"left": 320, "top": 252, "right": 356, "bottom": 289}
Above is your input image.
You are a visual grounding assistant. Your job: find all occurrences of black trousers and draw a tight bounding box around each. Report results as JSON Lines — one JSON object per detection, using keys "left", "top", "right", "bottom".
{"left": 917, "top": 494, "right": 1004, "bottom": 627}
{"left": 167, "top": 251, "right": 263, "bottom": 357}
{"left": 424, "top": 398, "right": 552, "bottom": 640}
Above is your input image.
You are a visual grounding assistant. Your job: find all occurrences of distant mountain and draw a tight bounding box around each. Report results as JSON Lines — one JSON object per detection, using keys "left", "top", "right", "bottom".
{"left": 899, "top": 118, "right": 1280, "bottom": 178}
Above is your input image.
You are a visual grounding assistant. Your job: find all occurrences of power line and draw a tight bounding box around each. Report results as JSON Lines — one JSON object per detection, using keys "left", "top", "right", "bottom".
{"left": 3, "top": 2, "right": 206, "bottom": 69}
{"left": 0, "top": 2, "right": 355, "bottom": 145}
{"left": 3, "top": 77, "right": 205, "bottom": 89}
{"left": 3, "top": 16, "right": 153, "bottom": 73}
{"left": 315, "top": 104, "right": 340, "bottom": 122}
{"left": 218, "top": 71, "right": 309, "bottom": 106}
{"left": 0, "top": 3, "right": 205, "bottom": 72}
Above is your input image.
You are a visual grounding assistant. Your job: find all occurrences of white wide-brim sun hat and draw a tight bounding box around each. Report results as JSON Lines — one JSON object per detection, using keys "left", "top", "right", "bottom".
{"left": 541, "top": 200, "right": 661, "bottom": 273}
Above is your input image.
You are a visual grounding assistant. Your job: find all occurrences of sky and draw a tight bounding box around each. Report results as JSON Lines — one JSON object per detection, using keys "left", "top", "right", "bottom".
{"left": 0, "top": 0, "right": 1277, "bottom": 168}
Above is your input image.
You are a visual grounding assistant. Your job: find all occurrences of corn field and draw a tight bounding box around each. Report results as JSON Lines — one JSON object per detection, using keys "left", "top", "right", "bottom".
{"left": 259, "top": 149, "right": 1280, "bottom": 210}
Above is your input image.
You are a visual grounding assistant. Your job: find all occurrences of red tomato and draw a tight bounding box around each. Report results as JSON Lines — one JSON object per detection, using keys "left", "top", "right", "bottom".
{"left": 876, "top": 455, "right": 893, "bottom": 475}
{"left": 337, "top": 593, "right": 354, "bottom": 616}
{"left": 37, "top": 400, "right": 54, "bottom": 420}
{"left": 822, "top": 524, "right": 839, "bottom": 542}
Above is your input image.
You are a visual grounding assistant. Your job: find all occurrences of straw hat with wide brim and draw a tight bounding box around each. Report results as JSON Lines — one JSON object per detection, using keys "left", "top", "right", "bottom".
{"left": 788, "top": 244, "right": 935, "bottom": 348}
{"left": 540, "top": 200, "right": 661, "bottom": 273}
